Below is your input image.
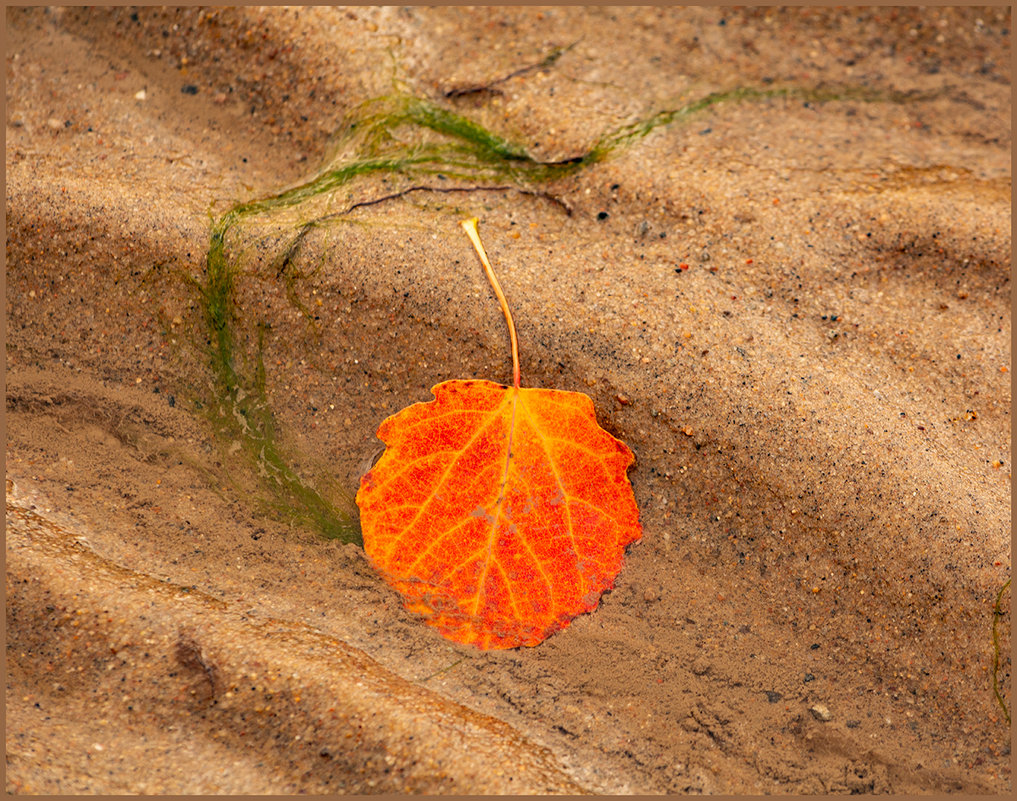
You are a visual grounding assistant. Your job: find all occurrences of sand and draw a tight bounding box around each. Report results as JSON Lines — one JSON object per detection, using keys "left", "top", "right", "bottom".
{"left": 5, "top": 6, "right": 1011, "bottom": 794}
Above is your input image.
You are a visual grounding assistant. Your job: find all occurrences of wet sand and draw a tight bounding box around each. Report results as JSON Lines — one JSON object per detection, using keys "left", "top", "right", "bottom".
{"left": 6, "top": 6, "right": 1011, "bottom": 793}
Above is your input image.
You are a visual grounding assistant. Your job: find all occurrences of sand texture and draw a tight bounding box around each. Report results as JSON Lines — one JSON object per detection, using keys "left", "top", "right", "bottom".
{"left": 6, "top": 6, "right": 1011, "bottom": 794}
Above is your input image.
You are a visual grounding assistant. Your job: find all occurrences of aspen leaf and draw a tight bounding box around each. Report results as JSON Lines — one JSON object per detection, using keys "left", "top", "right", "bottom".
{"left": 356, "top": 219, "right": 641, "bottom": 649}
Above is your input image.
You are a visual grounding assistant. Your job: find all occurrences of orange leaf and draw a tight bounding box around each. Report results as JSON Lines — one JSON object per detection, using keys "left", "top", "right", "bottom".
{"left": 357, "top": 379, "right": 641, "bottom": 649}
{"left": 356, "top": 218, "right": 641, "bottom": 649}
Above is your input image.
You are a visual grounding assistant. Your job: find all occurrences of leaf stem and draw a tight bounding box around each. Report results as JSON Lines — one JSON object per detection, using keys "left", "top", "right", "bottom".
{"left": 461, "top": 218, "right": 521, "bottom": 389}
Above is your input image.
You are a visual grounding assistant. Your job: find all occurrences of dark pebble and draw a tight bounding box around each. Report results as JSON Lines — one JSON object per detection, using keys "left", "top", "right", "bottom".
{"left": 597, "top": 211, "right": 609, "bottom": 220}
{"left": 803, "top": 673, "right": 816, "bottom": 683}
{"left": 181, "top": 84, "right": 199, "bottom": 95}
{"left": 846, "top": 719, "right": 861, "bottom": 729}
{"left": 765, "top": 691, "right": 782, "bottom": 703}
{"left": 168, "top": 395, "right": 175, "bottom": 407}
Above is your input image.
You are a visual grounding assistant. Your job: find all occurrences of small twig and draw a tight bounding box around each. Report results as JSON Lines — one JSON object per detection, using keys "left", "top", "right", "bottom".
{"left": 443, "top": 40, "right": 580, "bottom": 98}
{"left": 992, "top": 577, "right": 1011, "bottom": 724}
{"left": 418, "top": 656, "right": 466, "bottom": 682}
{"left": 280, "top": 182, "right": 570, "bottom": 277}
{"left": 305, "top": 183, "right": 571, "bottom": 231}
{"left": 343, "top": 183, "right": 572, "bottom": 217}
{"left": 271, "top": 184, "right": 570, "bottom": 333}
{"left": 274, "top": 225, "right": 313, "bottom": 277}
